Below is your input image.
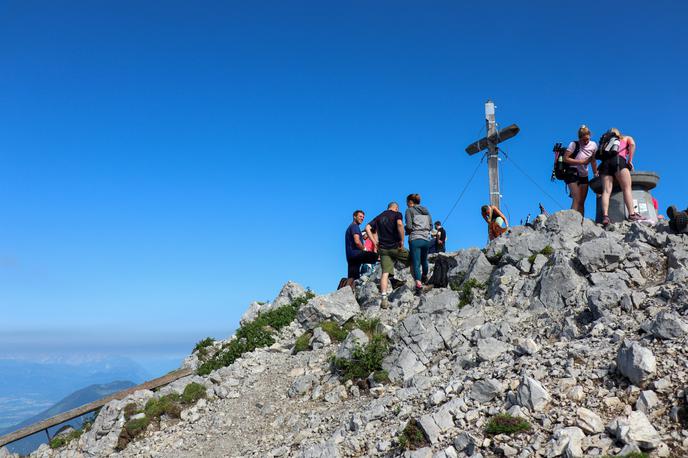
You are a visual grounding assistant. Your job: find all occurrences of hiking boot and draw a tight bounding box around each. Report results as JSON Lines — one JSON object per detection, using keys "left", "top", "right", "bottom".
{"left": 414, "top": 285, "right": 423, "bottom": 296}
{"left": 627, "top": 213, "right": 644, "bottom": 222}
{"left": 420, "top": 274, "right": 428, "bottom": 284}
{"left": 380, "top": 295, "right": 389, "bottom": 309}
{"left": 601, "top": 215, "right": 610, "bottom": 227}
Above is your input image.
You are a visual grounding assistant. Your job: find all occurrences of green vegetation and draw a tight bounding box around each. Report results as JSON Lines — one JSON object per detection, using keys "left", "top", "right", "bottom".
{"left": 486, "top": 250, "right": 504, "bottom": 265}
{"left": 193, "top": 337, "right": 215, "bottom": 358}
{"left": 457, "top": 278, "right": 485, "bottom": 307}
{"left": 294, "top": 331, "right": 313, "bottom": 353}
{"left": 528, "top": 253, "right": 537, "bottom": 264}
{"left": 485, "top": 413, "right": 531, "bottom": 435}
{"left": 116, "top": 382, "right": 207, "bottom": 450}
{"left": 540, "top": 245, "right": 554, "bottom": 256}
{"left": 373, "top": 369, "right": 390, "bottom": 384}
{"left": 144, "top": 393, "right": 182, "bottom": 419}
{"left": 398, "top": 419, "right": 429, "bottom": 450}
{"left": 181, "top": 382, "right": 207, "bottom": 404}
{"left": 49, "top": 429, "right": 83, "bottom": 449}
{"left": 197, "top": 291, "right": 315, "bottom": 375}
{"left": 330, "top": 334, "right": 390, "bottom": 382}
{"left": 354, "top": 317, "right": 382, "bottom": 338}
{"left": 320, "top": 320, "right": 349, "bottom": 342}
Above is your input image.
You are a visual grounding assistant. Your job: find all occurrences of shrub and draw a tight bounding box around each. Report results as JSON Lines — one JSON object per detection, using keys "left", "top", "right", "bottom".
{"left": 527, "top": 254, "right": 537, "bottom": 264}
{"left": 193, "top": 337, "right": 215, "bottom": 358}
{"left": 398, "top": 419, "right": 429, "bottom": 450}
{"left": 294, "top": 331, "right": 312, "bottom": 353}
{"left": 373, "top": 370, "right": 390, "bottom": 384}
{"left": 355, "top": 318, "right": 381, "bottom": 338}
{"left": 540, "top": 245, "right": 554, "bottom": 256}
{"left": 181, "top": 382, "right": 206, "bottom": 404}
{"left": 320, "top": 321, "right": 348, "bottom": 342}
{"left": 485, "top": 413, "right": 531, "bottom": 435}
{"left": 458, "top": 278, "right": 485, "bottom": 307}
{"left": 49, "top": 429, "right": 82, "bottom": 449}
{"left": 144, "top": 393, "right": 182, "bottom": 419}
{"left": 197, "top": 291, "right": 315, "bottom": 375}
{"left": 123, "top": 416, "right": 149, "bottom": 438}
{"left": 123, "top": 402, "right": 139, "bottom": 420}
{"left": 331, "top": 334, "right": 390, "bottom": 382}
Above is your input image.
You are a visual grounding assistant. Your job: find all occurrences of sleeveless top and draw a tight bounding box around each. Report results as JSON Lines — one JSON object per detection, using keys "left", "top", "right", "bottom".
{"left": 618, "top": 138, "right": 630, "bottom": 159}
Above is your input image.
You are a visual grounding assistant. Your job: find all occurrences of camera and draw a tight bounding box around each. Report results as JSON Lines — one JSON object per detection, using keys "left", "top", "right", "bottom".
{"left": 552, "top": 142, "right": 567, "bottom": 154}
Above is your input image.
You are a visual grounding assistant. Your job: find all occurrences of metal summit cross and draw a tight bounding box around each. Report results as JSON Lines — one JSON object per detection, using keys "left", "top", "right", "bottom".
{"left": 464, "top": 100, "right": 520, "bottom": 210}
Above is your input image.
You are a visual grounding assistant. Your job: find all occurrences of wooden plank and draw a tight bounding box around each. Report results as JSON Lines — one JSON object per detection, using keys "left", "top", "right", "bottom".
{"left": 465, "top": 123, "right": 520, "bottom": 155}
{"left": 0, "top": 368, "right": 194, "bottom": 448}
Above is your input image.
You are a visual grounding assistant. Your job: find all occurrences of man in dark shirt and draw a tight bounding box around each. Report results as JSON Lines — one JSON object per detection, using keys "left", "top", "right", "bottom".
{"left": 365, "top": 202, "right": 409, "bottom": 305}
{"left": 345, "top": 210, "right": 378, "bottom": 280}
{"left": 434, "top": 221, "right": 447, "bottom": 253}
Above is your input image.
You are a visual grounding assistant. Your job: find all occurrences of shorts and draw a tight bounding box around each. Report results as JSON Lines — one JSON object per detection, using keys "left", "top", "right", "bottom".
{"left": 564, "top": 174, "right": 589, "bottom": 185}
{"left": 599, "top": 156, "right": 629, "bottom": 176}
{"left": 378, "top": 247, "right": 410, "bottom": 274}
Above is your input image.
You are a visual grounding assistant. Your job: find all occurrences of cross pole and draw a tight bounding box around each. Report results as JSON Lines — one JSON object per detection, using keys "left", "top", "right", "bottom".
{"left": 464, "top": 100, "right": 520, "bottom": 210}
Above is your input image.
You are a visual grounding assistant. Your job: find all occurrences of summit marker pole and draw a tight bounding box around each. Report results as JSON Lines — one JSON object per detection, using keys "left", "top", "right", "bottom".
{"left": 485, "top": 100, "right": 500, "bottom": 209}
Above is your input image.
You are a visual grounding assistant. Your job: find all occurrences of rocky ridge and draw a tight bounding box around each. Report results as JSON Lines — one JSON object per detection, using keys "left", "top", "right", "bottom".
{"left": 5, "top": 210, "right": 688, "bottom": 458}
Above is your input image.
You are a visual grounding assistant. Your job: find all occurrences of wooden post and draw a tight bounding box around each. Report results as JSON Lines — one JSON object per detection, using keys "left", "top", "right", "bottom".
{"left": 485, "top": 100, "right": 501, "bottom": 209}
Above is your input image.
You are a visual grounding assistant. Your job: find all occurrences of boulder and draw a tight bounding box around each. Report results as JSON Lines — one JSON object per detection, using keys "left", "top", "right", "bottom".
{"left": 647, "top": 311, "right": 688, "bottom": 339}
{"left": 335, "top": 329, "right": 369, "bottom": 360}
{"left": 616, "top": 340, "right": 656, "bottom": 387}
{"left": 550, "top": 426, "right": 585, "bottom": 458}
{"left": 310, "top": 327, "right": 332, "bottom": 349}
{"left": 476, "top": 337, "right": 509, "bottom": 362}
{"left": 576, "top": 407, "right": 604, "bottom": 434}
{"left": 636, "top": 390, "right": 659, "bottom": 414}
{"left": 515, "top": 376, "right": 550, "bottom": 412}
{"left": 609, "top": 411, "right": 661, "bottom": 450}
{"left": 297, "top": 287, "right": 360, "bottom": 330}
{"left": 545, "top": 210, "right": 583, "bottom": 240}
{"left": 469, "top": 378, "right": 504, "bottom": 403}
{"left": 576, "top": 237, "right": 625, "bottom": 273}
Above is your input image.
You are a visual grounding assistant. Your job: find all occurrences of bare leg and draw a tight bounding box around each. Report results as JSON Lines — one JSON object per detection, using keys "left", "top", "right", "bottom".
{"left": 380, "top": 272, "right": 389, "bottom": 295}
{"left": 568, "top": 182, "right": 580, "bottom": 213}
{"left": 579, "top": 183, "right": 589, "bottom": 217}
{"left": 615, "top": 168, "right": 635, "bottom": 216}
{"left": 601, "top": 175, "right": 613, "bottom": 217}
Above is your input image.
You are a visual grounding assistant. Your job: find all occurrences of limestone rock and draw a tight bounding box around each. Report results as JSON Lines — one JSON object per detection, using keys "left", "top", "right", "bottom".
{"left": 616, "top": 340, "right": 656, "bottom": 387}
{"left": 297, "top": 287, "right": 360, "bottom": 330}
{"left": 469, "top": 379, "right": 504, "bottom": 403}
{"left": 576, "top": 407, "right": 604, "bottom": 434}
{"left": 515, "top": 376, "right": 550, "bottom": 412}
{"left": 335, "top": 329, "right": 369, "bottom": 360}
{"left": 648, "top": 310, "right": 688, "bottom": 339}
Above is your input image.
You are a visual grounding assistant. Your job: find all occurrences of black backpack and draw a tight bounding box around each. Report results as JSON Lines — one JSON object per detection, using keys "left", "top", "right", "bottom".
{"left": 428, "top": 256, "right": 452, "bottom": 288}
{"left": 552, "top": 141, "right": 580, "bottom": 181}
{"left": 596, "top": 130, "right": 620, "bottom": 160}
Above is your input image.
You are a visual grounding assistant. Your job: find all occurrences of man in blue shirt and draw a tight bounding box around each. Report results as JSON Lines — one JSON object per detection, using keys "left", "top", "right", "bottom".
{"left": 345, "top": 210, "right": 378, "bottom": 279}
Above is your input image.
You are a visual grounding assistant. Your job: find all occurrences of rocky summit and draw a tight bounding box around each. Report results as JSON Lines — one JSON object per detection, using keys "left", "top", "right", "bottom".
{"left": 7, "top": 210, "right": 688, "bottom": 458}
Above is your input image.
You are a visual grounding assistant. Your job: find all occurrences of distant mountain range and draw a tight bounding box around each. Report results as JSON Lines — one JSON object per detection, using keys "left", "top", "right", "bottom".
{"left": 0, "top": 355, "right": 149, "bottom": 430}
{"left": 1, "top": 380, "right": 136, "bottom": 455}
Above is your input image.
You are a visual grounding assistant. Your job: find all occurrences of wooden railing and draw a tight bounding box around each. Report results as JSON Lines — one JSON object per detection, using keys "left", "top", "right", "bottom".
{"left": 0, "top": 367, "right": 194, "bottom": 448}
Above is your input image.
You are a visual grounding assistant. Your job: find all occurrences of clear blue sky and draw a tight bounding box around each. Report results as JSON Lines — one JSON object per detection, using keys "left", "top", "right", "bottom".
{"left": 1, "top": 1, "right": 686, "bottom": 366}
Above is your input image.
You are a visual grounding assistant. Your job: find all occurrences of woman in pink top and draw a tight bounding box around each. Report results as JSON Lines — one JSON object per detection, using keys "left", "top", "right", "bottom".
{"left": 598, "top": 127, "right": 641, "bottom": 225}
{"left": 563, "top": 125, "right": 598, "bottom": 217}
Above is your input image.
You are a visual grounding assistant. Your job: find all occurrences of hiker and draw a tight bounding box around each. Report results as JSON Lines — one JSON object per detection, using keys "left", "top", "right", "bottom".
{"left": 345, "top": 210, "right": 378, "bottom": 280}
{"left": 598, "top": 128, "right": 643, "bottom": 225}
{"left": 365, "top": 202, "right": 408, "bottom": 307}
{"left": 405, "top": 194, "right": 433, "bottom": 294}
{"left": 563, "top": 125, "right": 598, "bottom": 217}
{"left": 360, "top": 232, "right": 376, "bottom": 276}
{"left": 434, "top": 221, "right": 447, "bottom": 253}
{"left": 481, "top": 205, "right": 508, "bottom": 241}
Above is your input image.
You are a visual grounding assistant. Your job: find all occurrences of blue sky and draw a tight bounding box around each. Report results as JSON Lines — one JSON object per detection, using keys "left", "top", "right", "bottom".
{"left": 1, "top": 0, "right": 686, "bottom": 370}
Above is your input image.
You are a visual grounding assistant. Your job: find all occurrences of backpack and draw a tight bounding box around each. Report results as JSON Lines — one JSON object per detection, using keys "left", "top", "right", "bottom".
{"left": 596, "top": 130, "right": 620, "bottom": 160}
{"left": 428, "top": 256, "right": 452, "bottom": 288}
{"left": 552, "top": 141, "right": 580, "bottom": 181}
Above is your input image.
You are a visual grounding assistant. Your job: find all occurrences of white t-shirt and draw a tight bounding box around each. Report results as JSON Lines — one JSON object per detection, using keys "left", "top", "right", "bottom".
{"left": 567, "top": 141, "right": 597, "bottom": 177}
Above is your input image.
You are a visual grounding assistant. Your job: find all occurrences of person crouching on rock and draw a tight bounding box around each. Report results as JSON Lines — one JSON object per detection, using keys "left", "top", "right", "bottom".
{"left": 563, "top": 125, "right": 598, "bottom": 217}
{"left": 365, "top": 202, "right": 409, "bottom": 308}
{"left": 345, "top": 210, "right": 378, "bottom": 280}
{"left": 481, "top": 205, "right": 508, "bottom": 241}
{"left": 405, "top": 194, "right": 433, "bottom": 295}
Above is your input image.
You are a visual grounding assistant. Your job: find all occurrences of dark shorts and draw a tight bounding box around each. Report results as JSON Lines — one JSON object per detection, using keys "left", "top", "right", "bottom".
{"left": 599, "top": 156, "right": 629, "bottom": 176}
{"left": 564, "top": 174, "right": 589, "bottom": 185}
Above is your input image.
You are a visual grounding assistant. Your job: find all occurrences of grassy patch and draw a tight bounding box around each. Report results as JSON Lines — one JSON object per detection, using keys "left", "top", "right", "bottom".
{"left": 144, "top": 393, "right": 182, "bottom": 419}
{"left": 294, "top": 331, "right": 312, "bottom": 353}
{"left": 373, "top": 370, "right": 390, "bottom": 384}
{"left": 528, "top": 254, "right": 537, "bottom": 264}
{"left": 540, "top": 245, "right": 554, "bottom": 256}
{"left": 485, "top": 413, "right": 531, "bottom": 435}
{"left": 49, "top": 429, "right": 83, "bottom": 449}
{"left": 355, "top": 318, "right": 382, "bottom": 339}
{"left": 398, "top": 419, "right": 429, "bottom": 450}
{"left": 181, "top": 382, "right": 207, "bottom": 404}
{"left": 320, "top": 321, "right": 348, "bottom": 342}
{"left": 458, "top": 278, "right": 485, "bottom": 307}
{"left": 197, "top": 291, "right": 315, "bottom": 375}
{"left": 330, "top": 334, "right": 390, "bottom": 382}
